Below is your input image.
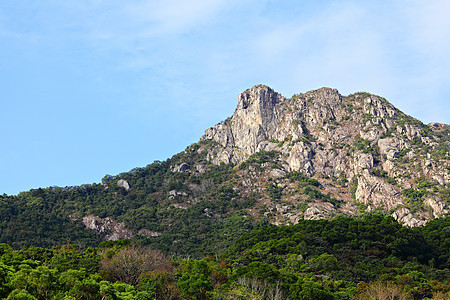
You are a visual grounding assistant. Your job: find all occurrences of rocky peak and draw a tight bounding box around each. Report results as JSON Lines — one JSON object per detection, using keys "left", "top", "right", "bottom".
{"left": 237, "top": 84, "right": 283, "bottom": 110}
{"left": 202, "top": 85, "right": 347, "bottom": 164}
{"left": 304, "top": 87, "right": 342, "bottom": 108}
{"left": 227, "top": 85, "right": 286, "bottom": 156}
{"left": 200, "top": 85, "right": 449, "bottom": 226}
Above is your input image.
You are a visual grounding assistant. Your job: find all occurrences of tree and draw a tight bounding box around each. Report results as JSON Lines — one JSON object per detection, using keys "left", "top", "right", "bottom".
{"left": 177, "top": 260, "right": 212, "bottom": 299}
{"left": 100, "top": 246, "right": 172, "bottom": 286}
{"left": 297, "top": 281, "right": 334, "bottom": 300}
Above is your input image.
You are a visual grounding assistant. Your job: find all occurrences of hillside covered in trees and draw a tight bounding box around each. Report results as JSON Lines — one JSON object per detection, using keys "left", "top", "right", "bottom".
{"left": 1, "top": 86, "right": 449, "bottom": 255}
{"left": 0, "top": 215, "right": 449, "bottom": 299}
{"left": 1, "top": 86, "right": 449, "bottom": 299}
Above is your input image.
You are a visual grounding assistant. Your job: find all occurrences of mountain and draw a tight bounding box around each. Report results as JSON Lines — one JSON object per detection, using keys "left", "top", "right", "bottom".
{"left": 201, "top": 85, "right": 449, "bottom": 226}
{"left": 0, "top": 85, "right": 448, "bottom": 255}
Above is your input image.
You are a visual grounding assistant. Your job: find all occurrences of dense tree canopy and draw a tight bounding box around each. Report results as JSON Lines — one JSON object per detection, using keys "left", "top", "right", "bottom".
{"left": 0, "top": 216, "right": 448, "bottom": 299}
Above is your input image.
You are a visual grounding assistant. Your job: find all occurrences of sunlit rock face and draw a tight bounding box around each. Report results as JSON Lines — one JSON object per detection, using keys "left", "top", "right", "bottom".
{"left": 200, "top": 84, "right": 450, "bottom": 225}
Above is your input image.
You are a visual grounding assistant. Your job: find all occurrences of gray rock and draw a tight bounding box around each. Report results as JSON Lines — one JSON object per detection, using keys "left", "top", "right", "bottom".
{"left": 270, "top": 169, "right": 286, "bottom": 179}
{"left": 117, "top": 179, "right": 130, "bottom": 191}
{"left": 391, "top": 208, "right": 426, "bottom": 227}
{"left": 137, "top": 229, "right": 162, "bottom": 237}
{"left": 304, "top": 206, "right": 322, "bottom": 220}
{"left": 199, "top": 84, "right": 450, "bottom": 226}
{"left": 82, "top": 215, "right": 133, "bottom": 241}
{"left": 378, "top": 138, "right": 407, "bottom": 160}
{"left": 424, "top": 198, "right": 448, "bottom": 218}
{"left": 173, "top": 163, "right": 190, "bottom": 172}
{"left": 195, "top": 164, "right": 207, "bottom": 173}
{"left": 355, "top": 170, "right": 403, "bottom": 211}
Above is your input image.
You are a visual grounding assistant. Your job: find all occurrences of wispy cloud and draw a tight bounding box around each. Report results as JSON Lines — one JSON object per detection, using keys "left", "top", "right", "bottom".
{"left": 1, "top": 0, "right": 450, "bottom": 195}
{"left": 123, "top": 0, "right": 232, "bottom": 36}
{"left": 2, "top": 0, "right": 448, "bottom": 124}
{"left": 235, "top": 1, "right": 450, "bottom": 123}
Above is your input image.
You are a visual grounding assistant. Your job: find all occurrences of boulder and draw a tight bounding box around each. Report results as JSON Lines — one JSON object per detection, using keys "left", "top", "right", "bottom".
{"left": 117, "top": 179, "right": 130, "bottom": 191}
{"left": 173, "top": 163, "right": 190, "bottom": 172}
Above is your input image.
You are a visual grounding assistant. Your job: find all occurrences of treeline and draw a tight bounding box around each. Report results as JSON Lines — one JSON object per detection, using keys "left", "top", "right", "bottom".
{"left": 0, "top": 141, "right": 260, "bottom": 256}
{"left": 0, "top": 215, "right": 448, "bottom": 299}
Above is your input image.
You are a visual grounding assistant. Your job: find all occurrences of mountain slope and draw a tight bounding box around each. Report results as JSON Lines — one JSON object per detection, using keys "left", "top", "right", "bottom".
{"left": 0, "top": 85, "right": 448, "bottom": 255}
{"left": 202, "top": 85, "right": 449, "bottom": 225}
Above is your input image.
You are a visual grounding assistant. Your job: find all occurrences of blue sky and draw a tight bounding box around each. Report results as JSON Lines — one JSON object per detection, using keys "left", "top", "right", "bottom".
{"left": 1, "top": 0, "right": 449, "bottom": 195}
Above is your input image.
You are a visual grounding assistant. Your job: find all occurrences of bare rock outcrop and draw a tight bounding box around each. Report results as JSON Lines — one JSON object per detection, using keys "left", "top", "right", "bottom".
{"left": 82, "top": 215, "right": 133, "bottom": 241}
{"left": 200, "top": 84, "right": 450, "bottom": 226}
{"left": 424, "top": 197, "right": 448, "bottom": 218}
{"left": 117, "top": 179, "right": 130, "bottom": 191}
{"left": 391, "top": 208, "right": 426, "bottom": 227}
{"left": 304, "top": 206, "right": 322, "bottom": 220}
{"left": 173, "top": 163, "right": 190, "bottom": 172}
{"left": 355, "top": 170, "right": 403, "bottom": 210}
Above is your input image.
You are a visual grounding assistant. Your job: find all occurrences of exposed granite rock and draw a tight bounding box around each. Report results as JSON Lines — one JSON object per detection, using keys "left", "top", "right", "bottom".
{"left": 354, "top": 153, "right": 374, "bottom": 174}
{"left": 270, "top": 169, "right": 286, "bottom": 179}
{"left": 304, "top": 206, "right": 324, "bottom": 220}
{"left": 391, "top": 208, "right": 426, "bottom": 227}
{"left": 82, "top": 215, "right": 162, "bottom": 241}
{"left": 195, "top": 164, "right": 207, "bottom": 173}
{"left": 275, "top": 203, "right": 290, "bottom": 213}
{"left": 200, "top": 84, "right": 450, "bottom": 226}
{"left": 355, "top": 170, "right": 403, "bottom": 211}
{"left": 117, "top": 179, "right": 130, "bottom": 191}
{"left": 424, "top": 197, "right": 448, "bottom": 218}
{"left": 173, "top": 163, "right": 190, "bottom": 172}
{"left": 378, "top": 138, "right": 408, "bottom": 160}
{"left": 137, "top": 229, "right": 162, "bottom": 238}
{"left": 82, "top": 215, "right": 133, "bottom": 241}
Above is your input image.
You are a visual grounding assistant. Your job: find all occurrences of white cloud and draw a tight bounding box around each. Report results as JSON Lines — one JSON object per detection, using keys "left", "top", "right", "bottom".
{"left": 123, "top": 0, "right": 231, "bottom": 36}
{"left": 235, "top": 1, "right": 449, "bottom": 123}
{"left": 245, "top": 2, "right": 390, "bottom": 92}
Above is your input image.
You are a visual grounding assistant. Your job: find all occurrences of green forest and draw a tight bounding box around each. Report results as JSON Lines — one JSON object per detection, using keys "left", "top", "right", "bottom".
{"left": 0, "top": 141, "right": 260, "bottom": 255}
{"left": 0, "top": 138, "right": 449, "bottom": 299}
{"left": 0, "top": 215, "right": 449, "bottom": 299}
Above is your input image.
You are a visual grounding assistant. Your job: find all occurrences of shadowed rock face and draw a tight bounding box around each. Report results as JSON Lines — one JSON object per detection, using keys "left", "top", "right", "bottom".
{"left": 201, "top": 84, "right": 450, "bottom": 226}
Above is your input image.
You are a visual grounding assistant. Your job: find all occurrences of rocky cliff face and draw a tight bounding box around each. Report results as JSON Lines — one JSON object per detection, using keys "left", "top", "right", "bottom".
{"left": 201, "top": 85, "right": 449, "bottom": 226}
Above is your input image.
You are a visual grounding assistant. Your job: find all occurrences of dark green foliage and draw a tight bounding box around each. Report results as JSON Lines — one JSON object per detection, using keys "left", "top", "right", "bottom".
{"left": 233, "top": 216, "right": 429, "bottom": 273}
{"left": 398, "top": 148, "right": 410, "bottom": 158}
{"left": 227, "top": 215, "right": 450, "bottom": 299}
{"left": 0, "top": 216, "right": 449, "bottom": 299}
{"left": 370, "top": 168, "right": 397, "bottom": 185}
{"left": 353, "top": 138, "right": 371, "bottom": 152}
{"left": 302, "top": 186, "right": 344, "bottom": 208}
{"left": 0, "top": 142, "right": 259, "bottom": 257}
{"left": 238, "top": 150, "right": 280, "bottom": 170}
{"left": 402, "top": 188, "right": 426, "bottom": 212}
{"left": 353, "top": 137, "right": 380, "bottom": 157}
{"left": 267, "top": 183, "right": 282, "bottom": 200}
{"left": 287, "top": 171, "right": 320, "bottom": 187}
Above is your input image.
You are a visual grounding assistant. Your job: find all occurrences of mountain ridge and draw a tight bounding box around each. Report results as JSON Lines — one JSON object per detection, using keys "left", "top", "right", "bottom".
{"left": 199, "top": 84, "right": 449, "bottom": 226}
{"left": 0, "top": 84, "right": 448, "bottom": 255}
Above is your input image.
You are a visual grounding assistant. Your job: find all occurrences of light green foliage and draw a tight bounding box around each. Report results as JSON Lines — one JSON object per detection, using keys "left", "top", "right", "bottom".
{"left": 238, "top": 150, "right": 280, "bottom": 170}
{"left": 302, "top": 186, "right": 344, "bottom": 208}
{"left": 6, "top": 289, "right": 37, "bottom": 300}
{"left": 0, "top": 216, "right": 448, "bottom": 299}
{"left": 177, "top": 260, "right": 212, "bottom": 299}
